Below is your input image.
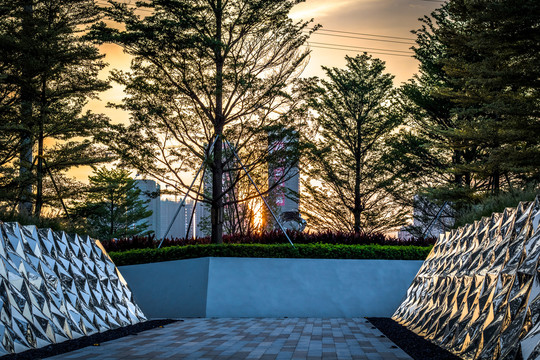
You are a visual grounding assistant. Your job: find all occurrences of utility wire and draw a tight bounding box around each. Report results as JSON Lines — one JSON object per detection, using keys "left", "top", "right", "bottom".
{"left": 316, "top": 28, "right": 415, "bottom": 41}
{"left": 304, "top": 45, "right": 413, "bottom": 58}
{"left": 95, "top": 1, "right": 420, "bottom": 45}
{"left": 308, "top": 41, "right": 413, "bottom": 55}
{"left": 306, "top": 31, "right": 415, "bottom": 45}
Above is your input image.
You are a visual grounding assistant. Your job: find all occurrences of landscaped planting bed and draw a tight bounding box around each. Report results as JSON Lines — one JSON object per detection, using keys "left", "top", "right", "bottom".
{"left": 101, "top": 230, "right": 435, "bottom": 252}
{"left": 109, "top": 243, "right": 432, "bottom": 266}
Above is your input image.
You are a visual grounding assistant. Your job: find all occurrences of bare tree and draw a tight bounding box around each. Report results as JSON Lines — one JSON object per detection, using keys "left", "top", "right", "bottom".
{"left": 95, "top": 0, "right": 314, "bottom": 243}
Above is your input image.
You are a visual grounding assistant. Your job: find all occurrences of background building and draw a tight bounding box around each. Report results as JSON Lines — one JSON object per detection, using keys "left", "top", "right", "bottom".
{"left": 266, "top": 130, "right": 306, "bottom": 231}
{"left": 134, "top": 179, "right": 161, "bottom": 237}
{"left": 398, "top": 195, "right": 454, "bottom": 240}
{"left": 135, "top": 179, "right": 203, "bottom": 239}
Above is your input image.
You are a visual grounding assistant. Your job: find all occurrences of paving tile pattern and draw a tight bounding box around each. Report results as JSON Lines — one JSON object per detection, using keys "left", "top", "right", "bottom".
{"left": 46, "top": 318, "right": 412, "bottom": 360}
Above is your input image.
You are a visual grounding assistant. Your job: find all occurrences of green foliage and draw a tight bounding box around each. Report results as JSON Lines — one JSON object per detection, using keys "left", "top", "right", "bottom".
{"left": 301, "top": 54, "right": 406, "bottom": 233}
{"left": 455, "top": 188, "right": 539, "bottom": 228}
{"left": 74, "top": 167, "right": 152, "bottom": 240}
{"left": 436, "top": 0, "right": 540, "bottom": 193}
{"left": 0, "top": 0, "right": 111, "bottom": 216}
{"left": 389, "top": 0, "right": 540, "bottom": 214}
{"left": 0, "top": 210, "right": 81, "bottom": 234}
{"left": 109, "top": 243, "right": 433, "bottom": 266}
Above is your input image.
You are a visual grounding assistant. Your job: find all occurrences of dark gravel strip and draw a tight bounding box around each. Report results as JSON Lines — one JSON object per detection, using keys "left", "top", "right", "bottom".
{"left": 367, "top": 317, "right": 463, "bottom": 360}
{"left": 1, "top": 319, "right": 178, "bottom": 360}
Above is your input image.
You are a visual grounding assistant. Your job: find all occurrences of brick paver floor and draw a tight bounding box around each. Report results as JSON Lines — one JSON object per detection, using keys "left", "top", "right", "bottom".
{"left": 46, "top": 318, "right": 412, "bottom": 360}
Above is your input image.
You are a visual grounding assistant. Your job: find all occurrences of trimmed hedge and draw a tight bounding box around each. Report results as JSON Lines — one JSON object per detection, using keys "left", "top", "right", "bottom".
{"left": 109, "top": 243, "right": 432, "bottom": 266}
{"left": 102, "top": 230, "right": 436, "bottom": 252}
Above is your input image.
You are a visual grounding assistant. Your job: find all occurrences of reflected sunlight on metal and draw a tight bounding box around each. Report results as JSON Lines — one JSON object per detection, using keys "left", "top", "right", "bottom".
{"left": 0, "top": 222, "right": 146, "bottom": 355}
{"left": 393, "top": 197, "right": 540, "bottom": 360}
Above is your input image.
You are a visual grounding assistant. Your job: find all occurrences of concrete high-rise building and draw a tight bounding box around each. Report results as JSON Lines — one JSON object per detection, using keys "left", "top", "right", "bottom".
{"left": 159, "top": 199, "right": 187, "bottom": 239}
{"left": 135, "top": 179, "right": 205, "bottom": 239}
{"left": 134, "top": 179, "right": 161, "bottom": 237}
{"left": 398, "top": 195, "right": 454, "bottom": 240}
{"left": 134, "top": 129, "right": 308, "bottom": 239}
{"left": 267, "top": 129, "right": 306, "bottom": 231}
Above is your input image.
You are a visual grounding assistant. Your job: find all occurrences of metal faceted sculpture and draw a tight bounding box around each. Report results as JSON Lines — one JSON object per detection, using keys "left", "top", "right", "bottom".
{"left": 393, "top": 198, "right": 540, "bottom": 360}
{"left": 0, "top": 221, "right": 146, "bottom": 355}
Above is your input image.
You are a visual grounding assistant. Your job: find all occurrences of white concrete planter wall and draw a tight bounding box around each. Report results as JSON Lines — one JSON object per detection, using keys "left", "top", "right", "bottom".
{"left": 119, "top": 257, "right": 423, "bottom": 319}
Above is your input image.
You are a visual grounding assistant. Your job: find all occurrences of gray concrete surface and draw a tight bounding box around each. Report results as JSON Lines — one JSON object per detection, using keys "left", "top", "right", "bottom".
{"left": 119, "top": 257, "right": 423, "bottom": 318}
{"left": 46, "top": 318, "right": 413, "bottom": 360}
{"left": 121, "top": 257, "right": 210, "bottom": 318}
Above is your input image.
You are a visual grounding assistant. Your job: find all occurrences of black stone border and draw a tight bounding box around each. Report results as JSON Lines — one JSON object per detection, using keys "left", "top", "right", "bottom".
{"left": 0, "top": 319, "right": 178, "bottom": 360}
{"left": 367, "top": 317, "right": 463, "bottom": 360}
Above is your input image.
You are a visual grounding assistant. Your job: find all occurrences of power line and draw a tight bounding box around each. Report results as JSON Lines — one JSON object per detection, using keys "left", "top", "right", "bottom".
{"left": 308, "top": 41, "right": 413, "bottom": 55}
{"left": 317, "top": 28, "right": 416, "bottom": 41}
{"left": 306, "top": 31, "right": 415, "bottom": 45}
{"left": 304, "top": 45, "right": 413, "bottom": 58}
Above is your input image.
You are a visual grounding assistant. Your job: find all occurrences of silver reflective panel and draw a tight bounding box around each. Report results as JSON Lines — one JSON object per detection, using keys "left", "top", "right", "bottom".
{"left": 393, "top": 198, "right": 540, "bottom": 360}
{"left": 0, "top": 222, "right": 146, "bottom": 355}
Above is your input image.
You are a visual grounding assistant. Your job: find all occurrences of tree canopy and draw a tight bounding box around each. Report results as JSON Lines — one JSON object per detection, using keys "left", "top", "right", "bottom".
{"left": 389, "top": 0, "right": 540, "bottom": 221}
{"left": 94, "top": 0, "right": 314, "bottom": 243}
{"left": 75, "top": 167, "right": 152, "bottom": 240}
{"left": 0, "top": 0, "right": 111, "bottom": 217}
{"left": 301, "top": 54, "right": 405, "bottom": 234}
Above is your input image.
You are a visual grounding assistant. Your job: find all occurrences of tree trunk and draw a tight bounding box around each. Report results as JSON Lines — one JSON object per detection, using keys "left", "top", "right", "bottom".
{"left": 452, "top": 150, "right": 463, "bottom": 186}
{"left": 34, "top": 75, "right": 47, "bottom": 217}
{"left": 211, "top": 0, "right": 224, "bottom": 244}
{"left": 18, "top": 0, "right": 34, "bottom": 216}
{"left": 353, "top": 120, "right": 362, "bottom": 233}
{"left": 110, "top": 194, "right": 114, "bottom": 238}
{"left": 34, "top": 123, "right": 44, "bottom": 216}
{"left": 492, "top": 168, "right": 500, "bottom": 195}
{"left": 353, "top": 160, "right": 362, "bottom": 233}
{"left": 211, "top": 132, "right": 224, "bottom": 244}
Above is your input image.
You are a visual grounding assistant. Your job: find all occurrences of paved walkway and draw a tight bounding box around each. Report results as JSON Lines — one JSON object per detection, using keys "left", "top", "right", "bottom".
{"left": 46, "top": 318, "right": 412, "bottom": 360}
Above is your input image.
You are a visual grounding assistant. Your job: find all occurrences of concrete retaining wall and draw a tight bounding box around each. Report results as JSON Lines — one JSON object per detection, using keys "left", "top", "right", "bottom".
{"left": 119, "top": 257, "right": 423, "bottom": 318}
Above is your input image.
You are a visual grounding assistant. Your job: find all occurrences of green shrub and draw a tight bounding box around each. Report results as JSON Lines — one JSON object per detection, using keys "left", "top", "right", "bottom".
{"left": 455, "top": 188, "right": 539, "bottom": 228}
{"left": 109, "top": 243, "right": 432, "bottom": 266}
{"left": 0, "top": 210, "right": 85, "bottom": 234}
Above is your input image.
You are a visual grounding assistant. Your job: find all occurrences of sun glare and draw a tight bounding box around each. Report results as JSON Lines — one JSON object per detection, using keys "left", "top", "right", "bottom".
{"left": 251, "top": 199, "right": 264, "bottom": 231}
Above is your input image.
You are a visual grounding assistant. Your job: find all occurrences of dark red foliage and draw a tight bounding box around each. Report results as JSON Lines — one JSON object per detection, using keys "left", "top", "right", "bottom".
{"left": 100, "top": 230, "right": 436, "bottom": 252}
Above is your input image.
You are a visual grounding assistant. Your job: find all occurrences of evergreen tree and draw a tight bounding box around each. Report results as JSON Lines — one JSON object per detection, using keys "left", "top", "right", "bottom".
{"left": 0, "top": 0, "right": 111, "bottom": 216}
{"left": 93, "top": 0, "right": 313, "bottom": 243}
{"left": 437, "top": 0, "right": 540, "bottom": 193}
{"left": 75, "top": 167, "right": 152, "bottom": 240}
{"left": 384, "top": 5, "right": 478, "bottom": 218}
{"left": 301, "top": 54, "right": 405, "bottom": 234}
{"left": 389, "top": 0, "right": 540, "bottom": 217}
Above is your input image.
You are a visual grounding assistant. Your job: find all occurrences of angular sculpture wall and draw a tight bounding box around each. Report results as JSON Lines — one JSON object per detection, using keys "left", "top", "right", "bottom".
{"left": 393, "top": 198, "right": 540, "bottom": 360}
{"left": 0, "top": 221, "right": 146, "bottom": 355}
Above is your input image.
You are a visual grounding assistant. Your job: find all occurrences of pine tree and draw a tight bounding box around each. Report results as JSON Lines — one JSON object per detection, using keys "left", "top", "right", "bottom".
{"left": 437, "top": 0, "right": 540, "bottom": 193}
{"left": 75, "top": 167, "right": 152, "bottom": 240}
{"left": 385, "top": 5, "right": 479, "bottom": 215}
{"left": 389, "top": 0, "right": 540, "bottom": 215}
{"left": 0, "top": 0, "right": 111, "bottom": 216}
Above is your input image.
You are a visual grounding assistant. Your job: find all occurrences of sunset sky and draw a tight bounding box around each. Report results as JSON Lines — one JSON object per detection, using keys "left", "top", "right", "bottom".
{"left": 77, "top": 0, "right": 442, "bottom": 181}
